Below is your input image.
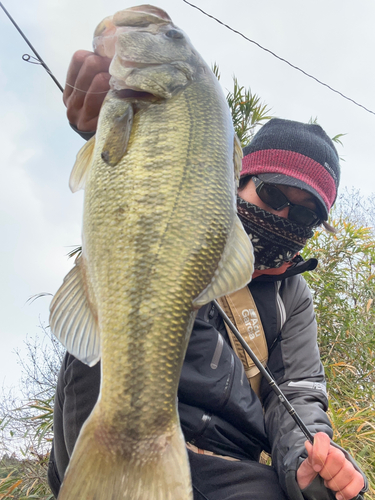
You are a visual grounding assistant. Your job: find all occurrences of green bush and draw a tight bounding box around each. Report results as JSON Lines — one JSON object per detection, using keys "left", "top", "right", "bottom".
{"left": 303, "top": 213, "right": 375, "bottom": 497}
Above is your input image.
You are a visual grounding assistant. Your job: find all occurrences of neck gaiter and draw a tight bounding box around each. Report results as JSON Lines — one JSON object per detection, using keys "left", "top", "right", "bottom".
{"left": 237, "top": 196, "right": 314, "bottom": 270}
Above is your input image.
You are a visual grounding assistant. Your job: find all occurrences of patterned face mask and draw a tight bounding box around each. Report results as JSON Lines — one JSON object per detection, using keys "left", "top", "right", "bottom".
{"left": 237, "top": 196, "right": 314, "bottom": 270}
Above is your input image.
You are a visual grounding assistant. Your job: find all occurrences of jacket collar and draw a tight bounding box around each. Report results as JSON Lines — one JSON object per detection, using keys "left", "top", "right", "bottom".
{"left": 251, "top": 255, "right": 318, "bottom": 282}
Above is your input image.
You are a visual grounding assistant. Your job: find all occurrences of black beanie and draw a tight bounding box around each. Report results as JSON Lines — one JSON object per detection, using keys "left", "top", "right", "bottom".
{"left": 241, "top": 118, "right": 340, "bottom": 219}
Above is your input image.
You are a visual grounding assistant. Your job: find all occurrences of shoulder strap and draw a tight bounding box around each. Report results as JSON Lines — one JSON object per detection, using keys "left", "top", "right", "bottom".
{"left": 217, "top": 287, "right": 268, "bottom": 398}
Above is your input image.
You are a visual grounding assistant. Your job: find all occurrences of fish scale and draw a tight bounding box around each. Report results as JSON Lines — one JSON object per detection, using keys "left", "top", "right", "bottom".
{"left": 49, "top": 5, "right": 254, "bottom": 500}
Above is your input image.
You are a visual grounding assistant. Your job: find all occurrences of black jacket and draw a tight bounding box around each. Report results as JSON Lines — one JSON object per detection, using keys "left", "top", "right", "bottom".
{"left": 48, "top": 256, "right": 368, "bottom": 500}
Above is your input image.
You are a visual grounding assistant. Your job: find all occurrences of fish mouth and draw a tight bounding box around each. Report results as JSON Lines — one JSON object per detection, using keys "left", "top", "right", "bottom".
{"left": 114, "top": 88, "right": 157, "bottom": 101}
{"left": 110, "top": 64, "right": 168, "bottom": 101}
{"left": 95, "top": 5, "right": 183, "bottom": 100}
{"left": 112, "top": 85, "right": 165, "bottom": 105}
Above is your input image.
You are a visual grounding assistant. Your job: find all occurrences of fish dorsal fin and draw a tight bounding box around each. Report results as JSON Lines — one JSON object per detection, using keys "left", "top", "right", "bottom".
{"left": 49, "top": 256, "right": 101, "bottom": 366}
{"left": 193, "top": 216, "right": 254, "bottom": 307}
{"left": 69, "top": 135, "right": 96, "bottom": 193}
{"left": 233, "top": 134, "right": 243, "bottom": 187}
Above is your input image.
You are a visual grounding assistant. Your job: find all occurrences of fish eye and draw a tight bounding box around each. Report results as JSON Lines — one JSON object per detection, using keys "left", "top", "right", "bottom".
{"left": 165, "top": 29, "right": 184, "bottom": 39}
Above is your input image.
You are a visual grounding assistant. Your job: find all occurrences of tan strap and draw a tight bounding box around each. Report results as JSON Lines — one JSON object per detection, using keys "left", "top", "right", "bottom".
{"left": 217, "top": 287, "right": 268, "bottom": 397}
{"left": 186, "top": 442, "right": 240, "bottom": 462}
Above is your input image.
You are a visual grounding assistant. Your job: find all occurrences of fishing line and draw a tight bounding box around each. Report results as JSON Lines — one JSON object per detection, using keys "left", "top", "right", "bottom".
{"left": 64, "top": 82, "right": 109, "bottom": 95}
{"left": 182, "top": 0, "right": 375, "bottom": 118}
{"left": 0, "top": 2, "right": 63, "bottom": 92}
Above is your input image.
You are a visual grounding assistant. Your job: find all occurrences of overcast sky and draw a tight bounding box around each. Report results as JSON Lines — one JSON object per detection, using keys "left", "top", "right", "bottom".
{"left": 1, "top": 0, "right": 374, "bottom": 392}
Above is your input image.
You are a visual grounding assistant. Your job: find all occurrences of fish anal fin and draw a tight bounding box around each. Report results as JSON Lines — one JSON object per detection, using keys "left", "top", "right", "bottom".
{"left": 49, "top": 255, "right": 101, "bottom": 366}
{"left": 193, "top": 216, "right": 254, "bottom": 307}
{"left": 58, "top": 411, "right": 193, "bottom": 500}
{"left": 69, "top": 135, "right": 96, "bottom": 193}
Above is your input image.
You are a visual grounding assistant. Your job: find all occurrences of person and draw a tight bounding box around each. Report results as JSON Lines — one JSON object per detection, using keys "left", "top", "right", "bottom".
{"left": 48, "top": 51, "right": 368, "bottom": 500}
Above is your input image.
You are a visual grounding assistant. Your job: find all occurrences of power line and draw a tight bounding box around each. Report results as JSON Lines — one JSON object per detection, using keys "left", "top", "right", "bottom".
{"left": 182, "top": 0, "right": 375, "bottom": 117}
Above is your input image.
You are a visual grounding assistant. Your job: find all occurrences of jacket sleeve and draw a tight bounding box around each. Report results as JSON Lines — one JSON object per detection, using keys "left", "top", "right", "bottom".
{"left": 69, "top": 122, "right": 96, "bottom": 141}
{"left": 261, "top": 274, "right": 367, "bottom": 500}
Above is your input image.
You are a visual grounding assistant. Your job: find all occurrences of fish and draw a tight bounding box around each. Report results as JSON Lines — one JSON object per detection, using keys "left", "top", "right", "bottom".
{"left": 49, "top": 4, "right": 254, "bottom": 500}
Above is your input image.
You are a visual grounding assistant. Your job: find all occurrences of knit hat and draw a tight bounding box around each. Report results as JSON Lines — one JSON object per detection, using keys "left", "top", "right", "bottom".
{"left": 241, "top": 118, "right": 340, "bottom": 220}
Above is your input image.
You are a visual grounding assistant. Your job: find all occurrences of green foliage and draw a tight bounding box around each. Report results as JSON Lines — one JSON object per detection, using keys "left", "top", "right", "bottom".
{"left": 0, "top": 455, "right": 53, "bottom": 500}
{"left": 212, "top": 64, "right": 272, "bottom": 147}
{"left": 226, "top": 78, "right": 272, "bottom": 147}
{"left": 330, "top": 133, "right": 346, "bottom": 147}
{"left": 0, "top": 326, "right": 63, "bottom": 499}
{"left": 302, "top": 210, "right": 375, "bottom": 497}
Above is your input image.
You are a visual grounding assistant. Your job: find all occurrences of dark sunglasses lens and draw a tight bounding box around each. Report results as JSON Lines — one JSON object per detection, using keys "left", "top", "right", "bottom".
{"left": 257, "top": 184, "right": 288, "bottom": 210}
{"left": 288, "top": 206, "right": 319, "bottom": 226}
{"left": 256, "top": 180, "right": 320, "bottom": 226}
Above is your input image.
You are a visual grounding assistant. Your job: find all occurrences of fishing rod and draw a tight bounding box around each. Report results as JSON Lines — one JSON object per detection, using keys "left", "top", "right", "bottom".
{"left": 214, "top": 299, "right": 314, "bottom": 444}
{"left": 0, "top": 2, "right": 63, "bottom": 92}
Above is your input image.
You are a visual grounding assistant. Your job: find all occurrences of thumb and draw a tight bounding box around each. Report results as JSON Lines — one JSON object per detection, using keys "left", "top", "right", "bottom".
{"left": 297, "top": 441, "right": 319, "bottom": 490}
{"left": 305, "top": 439, "right": 313, "bottom": 457}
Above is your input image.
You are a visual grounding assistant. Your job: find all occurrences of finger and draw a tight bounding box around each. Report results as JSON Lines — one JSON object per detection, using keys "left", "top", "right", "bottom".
{"left": 73, "top": 54, "right": 111, "bottom": 97}
{"left": 63, "top": 50, "right": 94, "bottom": 103}
{"left": 318, "top": 446, "right": 346, "bottom": 480}
{"left": 325, "top": 459, "right": 358, "bottom": 492}
{"left": 296, "top": 452, "right": 318, "bottom": 491}
{"left": 75, "top": 72, "right": 111, "bottom": 131}
{"left": 335, "top": 474, "right": 365, "bottom": 500}
{"left": 310, "top": 432, "right": 331, "bottom": 472}
{"left": 327, "top": 466, "right": 364, "bottom": 500}
{"left": 304, "top": 440, "right": 314, "bottom": 464}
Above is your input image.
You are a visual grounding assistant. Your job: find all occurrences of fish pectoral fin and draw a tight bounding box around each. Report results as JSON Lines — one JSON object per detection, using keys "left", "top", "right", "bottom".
{"left": 101, "top": 102, "right": 134, "bottom": 166}
{"left": 49, "top": 255, "right": 101, "bottom": 367}
{"left": 69, "top": 135, "right": 96, "bottom": 193}
{"left": 193, "top": 216, "right": 254, "bottom": 307}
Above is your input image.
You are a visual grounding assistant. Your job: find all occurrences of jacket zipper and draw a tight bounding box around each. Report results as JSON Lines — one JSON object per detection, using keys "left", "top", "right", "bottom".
{"left": 210, "top": 333, "right": 224, "bottom": 369}
{"left": 190, "top": 412, "right": 212, "bottom": 444}
{"left": 219, "top": 352, "right": 235, "bottom": 409}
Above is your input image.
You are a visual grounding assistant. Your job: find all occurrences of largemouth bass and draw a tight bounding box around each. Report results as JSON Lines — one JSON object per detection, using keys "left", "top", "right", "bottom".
{"left": 50, "top": 5, "right": 254, "bottom": 500}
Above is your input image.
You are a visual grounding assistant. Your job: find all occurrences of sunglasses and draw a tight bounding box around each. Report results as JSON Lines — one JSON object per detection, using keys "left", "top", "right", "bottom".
{"left": 253, "top": 176, "right": 322, "bottom": 227}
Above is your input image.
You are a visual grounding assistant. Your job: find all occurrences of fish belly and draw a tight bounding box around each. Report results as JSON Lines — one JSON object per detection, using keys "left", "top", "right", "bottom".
{"left": 84, "top": 83, "right": 235, "bottom": 418}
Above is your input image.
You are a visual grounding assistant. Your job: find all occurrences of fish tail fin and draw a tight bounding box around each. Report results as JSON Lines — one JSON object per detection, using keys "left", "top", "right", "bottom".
{"left": 58, "top": 410, "right": 193, "bottom": 500}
